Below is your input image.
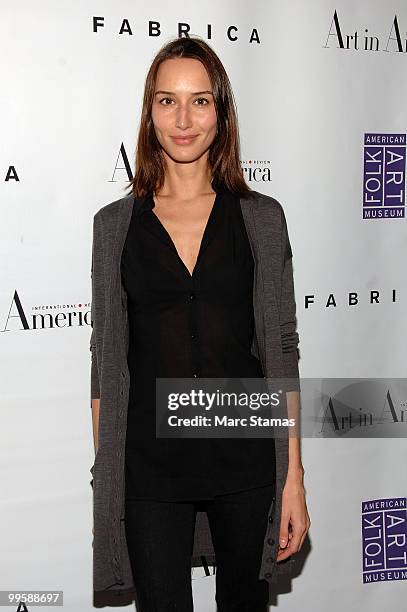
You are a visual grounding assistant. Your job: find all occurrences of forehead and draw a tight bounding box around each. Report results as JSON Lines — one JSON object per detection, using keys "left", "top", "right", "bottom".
{"left": 155, "top": 57, "right": 211, "bottom": 90}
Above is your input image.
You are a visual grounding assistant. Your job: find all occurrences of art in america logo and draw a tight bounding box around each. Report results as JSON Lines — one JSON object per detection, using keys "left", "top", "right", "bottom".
{"left": 1, "top": 290, "right": 91, "bottom": 334}
{"left": 324, "top": 11, "right": 407, "bottom": 53}
{"left": 109, "top": 143, "right": 272, "bottom": 186}
{"left": 362, "top": 133, "right": 406, "bottom": 219}
{"left": 362, "top": 497, "right": 407, "bottom": 583}
{"left": 240, "top": 159, "right": 271, "bottom": 184}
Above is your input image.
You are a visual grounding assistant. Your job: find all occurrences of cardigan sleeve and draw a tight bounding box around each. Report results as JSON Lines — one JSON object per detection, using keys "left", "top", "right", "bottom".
{"left": 90, "top": 212, "right": 104, "bottom": 400}
{"left": 279, "top": 205, "right": 300, "bottom": 390}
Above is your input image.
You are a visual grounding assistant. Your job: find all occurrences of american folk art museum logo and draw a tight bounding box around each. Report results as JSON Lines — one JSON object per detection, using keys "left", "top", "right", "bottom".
{"left": 362, "top": 134, "right": 406, "bottom": 220}
{"left": 362, "top": 497, "right": 407, "bottom": 583}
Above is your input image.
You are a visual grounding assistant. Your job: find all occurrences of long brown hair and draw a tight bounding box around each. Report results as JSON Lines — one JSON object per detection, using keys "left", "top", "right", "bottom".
{"left": 125, "top": 36, "right": 253, "bottom": 199}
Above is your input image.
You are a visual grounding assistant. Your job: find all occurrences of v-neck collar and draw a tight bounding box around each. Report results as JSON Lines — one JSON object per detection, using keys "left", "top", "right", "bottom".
{"left": 138, "top": 188, "right": 223, "bottom": 279}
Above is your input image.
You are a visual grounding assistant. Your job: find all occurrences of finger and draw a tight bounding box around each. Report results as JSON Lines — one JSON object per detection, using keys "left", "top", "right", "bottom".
{"left": 277, "top": 543, "right": 293, "bottom": 561}
{"left": 279, "top": 516, "right": 290, "bottom": 549}
{"left": 278, "top": 527, "right": 302, "bottom": 560}
{"left": 298, "top": 516, "right": 311, "bottom": 550}
{"left": 278, "top": 540, "right": 297, "bottom": 561}
{"left": 289, "top": 523, "right": 306, "bottom": 553}
{"left": 298, "top": 531, "right": 306, "bottom": 551}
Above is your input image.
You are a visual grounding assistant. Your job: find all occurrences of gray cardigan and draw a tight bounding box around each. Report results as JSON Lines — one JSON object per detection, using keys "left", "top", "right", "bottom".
{"left": 90, "top": 189, "right": 300, "bottom": 596}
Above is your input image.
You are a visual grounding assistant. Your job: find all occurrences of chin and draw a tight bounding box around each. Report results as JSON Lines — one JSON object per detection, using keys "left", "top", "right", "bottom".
{"left": 164, "top": 147, "right": 206, "bottom": 164}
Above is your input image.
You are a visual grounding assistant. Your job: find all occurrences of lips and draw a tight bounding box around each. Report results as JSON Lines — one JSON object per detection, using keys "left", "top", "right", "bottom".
{"left": 171, "top": 135, "right": 198, "bottom": 144}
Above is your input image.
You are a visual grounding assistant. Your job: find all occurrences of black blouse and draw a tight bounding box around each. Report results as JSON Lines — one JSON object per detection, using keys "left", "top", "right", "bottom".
{"left": 120, "top": 182, "right": 276, "bottom": 501}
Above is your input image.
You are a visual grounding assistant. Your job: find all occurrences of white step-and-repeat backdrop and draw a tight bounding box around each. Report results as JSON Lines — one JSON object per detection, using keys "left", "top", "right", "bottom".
{"left": 1, "top": 1, "right": 406, "bottom": 610}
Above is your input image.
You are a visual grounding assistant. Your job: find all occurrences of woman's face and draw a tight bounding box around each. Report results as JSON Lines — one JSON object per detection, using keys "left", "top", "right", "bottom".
{"left": 151, "top": 57, "right": 218, "bottom": 164}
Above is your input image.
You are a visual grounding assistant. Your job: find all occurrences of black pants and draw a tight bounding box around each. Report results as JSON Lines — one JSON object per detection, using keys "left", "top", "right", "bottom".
{"left": 124, "top": 483, "right": 274, "bottom": 611}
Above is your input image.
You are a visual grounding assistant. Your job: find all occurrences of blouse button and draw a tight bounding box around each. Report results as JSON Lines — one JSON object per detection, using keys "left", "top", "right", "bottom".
{"left": 189, "top": 293, "right": 195, "bottom": 300}
{"left": 193, "top": 372, "right": 199, "bottom": 378}
{"left": 191, "top": 334, "right": 196, "bottom": 339}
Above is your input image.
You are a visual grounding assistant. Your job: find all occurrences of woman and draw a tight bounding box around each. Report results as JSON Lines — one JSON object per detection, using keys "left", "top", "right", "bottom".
{"left": 90, "top": 36, "right": 310, "bottom": 610}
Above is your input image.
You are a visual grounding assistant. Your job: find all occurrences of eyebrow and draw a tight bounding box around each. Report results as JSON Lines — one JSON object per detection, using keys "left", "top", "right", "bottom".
{"left": 154, "top": 90, "right": 214, "bottom": 96}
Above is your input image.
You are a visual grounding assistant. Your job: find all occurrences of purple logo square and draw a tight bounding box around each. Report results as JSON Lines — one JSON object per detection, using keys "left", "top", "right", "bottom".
{"left": 363, "top": 133, "right": 406, "bottom": 219}
{"left": 362, "top": 497, "right": 407, "bottom": 583}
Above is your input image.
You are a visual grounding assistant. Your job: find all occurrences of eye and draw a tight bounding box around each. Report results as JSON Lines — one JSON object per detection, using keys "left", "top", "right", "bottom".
{"left": 158, "top": 97, "right": 210, "bottom": 106}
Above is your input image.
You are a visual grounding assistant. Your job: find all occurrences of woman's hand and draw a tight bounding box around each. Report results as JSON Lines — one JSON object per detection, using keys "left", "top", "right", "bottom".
{"left": 277, "top": 466, "right": 310, "bottom": 562}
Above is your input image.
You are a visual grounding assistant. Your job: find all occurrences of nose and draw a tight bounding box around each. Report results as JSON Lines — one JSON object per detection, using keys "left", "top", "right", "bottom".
{"left": 175, "top": 104, "right": 193, "bottom": 130}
